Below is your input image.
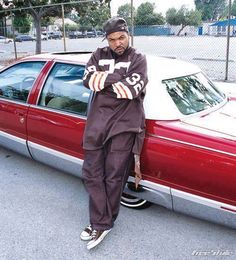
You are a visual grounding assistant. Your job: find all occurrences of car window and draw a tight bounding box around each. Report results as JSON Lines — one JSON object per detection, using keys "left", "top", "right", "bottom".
{"left": 38, "top": 63, "right": 91, "bottom": 116}
{"left": 0, "top": 61, "right": 45, "bottom": 102}
{"left": 163, "top": 73, "right": 225, "bottom": 115}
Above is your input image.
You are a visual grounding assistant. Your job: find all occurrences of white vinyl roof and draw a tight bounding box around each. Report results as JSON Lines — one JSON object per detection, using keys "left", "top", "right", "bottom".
{"left": 144, "top": 55, "right": 201, "bottom": 120}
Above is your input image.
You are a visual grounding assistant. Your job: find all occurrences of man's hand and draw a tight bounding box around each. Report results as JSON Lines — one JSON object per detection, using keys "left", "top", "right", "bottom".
{"left": 88, "top": 71, "right": 108, "bottom": 92}
{"left": 134, "top": 154, "right": 142, "bottom": 189}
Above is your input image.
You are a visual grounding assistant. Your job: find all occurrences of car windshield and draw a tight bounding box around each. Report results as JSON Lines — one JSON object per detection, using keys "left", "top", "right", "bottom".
{"left": 162, "top": 73, "right": 225, "bottom": 115}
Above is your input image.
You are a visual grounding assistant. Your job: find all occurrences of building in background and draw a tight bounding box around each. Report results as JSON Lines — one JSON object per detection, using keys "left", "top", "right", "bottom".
{"left": 210, "top": 19, "right": 236, "bottom": 36}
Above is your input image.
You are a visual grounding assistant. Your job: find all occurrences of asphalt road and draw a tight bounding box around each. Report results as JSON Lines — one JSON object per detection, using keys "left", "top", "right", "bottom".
{"left": 0, "top": 146, "right": 235, "bottom": 260}
{"left": 0, "top": 35, "right": 236, "bottom": 81}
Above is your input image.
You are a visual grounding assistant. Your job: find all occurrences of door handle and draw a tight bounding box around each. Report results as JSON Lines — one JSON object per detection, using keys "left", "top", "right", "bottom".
{"left": 19, "top": 117, "right": 25, "bottom": 124}
{"left": 0, "top": 104, "right": 7, "bottom": 109}
{"left": 16, "top": 112, "right": 25, "bottom": 124}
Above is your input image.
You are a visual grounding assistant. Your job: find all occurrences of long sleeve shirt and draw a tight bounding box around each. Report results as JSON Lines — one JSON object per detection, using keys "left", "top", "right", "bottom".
{"left": 83, "top": 46, "right": 148, "bottom": 155}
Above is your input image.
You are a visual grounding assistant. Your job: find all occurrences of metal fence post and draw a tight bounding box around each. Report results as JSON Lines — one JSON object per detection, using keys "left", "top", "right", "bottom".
{"left": 61, "top": 3, "right": 67, "bottom": 52}
{"left": 225, "top": 0, "right": 232, "bottom": 81}
{"left": 131, "top": 0, "right": 134, "bottom": 47}
{"left": 10, "top": 10, "right": 17, "bottom": 59}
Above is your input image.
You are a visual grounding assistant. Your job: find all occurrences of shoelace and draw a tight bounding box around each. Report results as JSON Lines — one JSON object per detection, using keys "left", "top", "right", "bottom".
{"left": 91, "top": 229, "right": 98, "bottom": 239}
{"left": 85, "top": 225, "right": 92, "bottom": 234}
{"left": 87, "top": 224, "right": 92, "bottom": 230}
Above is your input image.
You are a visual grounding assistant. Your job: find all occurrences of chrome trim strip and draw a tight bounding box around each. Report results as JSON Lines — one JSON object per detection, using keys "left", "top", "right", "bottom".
{"left": 221, "top": 206, "right": 236, "bottom": 213}
{"left": 128, "top": 176, "right": 170, "bottom": 194}
{"left": 172, "top": 188, "right": 236, "bottom": 214}
{"left": 128, "top": 176, "right": 236, "bottom": 214}
{"left": 0, "top": 97, "right": 29, "bottom": 107}
{"left": 0, "top": 130, "right": 26, "bottom": 144}
{"left": 28, "top": 141, "right": 83, "bottom": 165}
{"left": 148, "top": 134, "right": 236, "bottom": 158}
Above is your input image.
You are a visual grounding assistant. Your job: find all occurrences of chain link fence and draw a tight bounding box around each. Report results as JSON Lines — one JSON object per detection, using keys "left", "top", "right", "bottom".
{"left": 132, "top": 33, "right": 236, "bottom": 82}
{"left": 0, "top": 12, "right": 236, "bottom": 82}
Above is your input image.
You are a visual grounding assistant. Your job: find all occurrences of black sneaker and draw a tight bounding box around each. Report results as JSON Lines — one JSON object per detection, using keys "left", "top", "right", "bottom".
{"left": 80, "top": 224, "right": 93, "bottom": 241}
{"left": 87, "top": 229, "right": 111, "bottom": 250}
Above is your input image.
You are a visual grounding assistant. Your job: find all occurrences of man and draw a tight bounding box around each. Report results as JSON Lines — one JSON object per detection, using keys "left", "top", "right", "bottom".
{"left": 81, "top": 17, "right": 148, "bottom": 250}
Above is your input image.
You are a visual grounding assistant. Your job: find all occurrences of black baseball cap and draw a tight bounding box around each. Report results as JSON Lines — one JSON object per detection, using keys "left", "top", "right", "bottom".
{"left": 103, "top": 17, "right": 129, "bottom": 38}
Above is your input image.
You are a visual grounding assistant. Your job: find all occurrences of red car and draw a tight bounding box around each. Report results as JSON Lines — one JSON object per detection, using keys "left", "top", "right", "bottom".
{"left": 0, "top": 52, "right": 235, "bottom": 228}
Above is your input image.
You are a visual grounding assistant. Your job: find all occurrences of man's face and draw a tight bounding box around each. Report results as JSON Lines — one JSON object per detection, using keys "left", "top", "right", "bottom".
{"left": 107, "top": 31, "right": 130, "bottom": 56}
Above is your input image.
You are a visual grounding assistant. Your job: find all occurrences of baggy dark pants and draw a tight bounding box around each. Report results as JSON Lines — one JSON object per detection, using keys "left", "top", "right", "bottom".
{"left": 82, "top": 132, "right": 135, "bottom": 231}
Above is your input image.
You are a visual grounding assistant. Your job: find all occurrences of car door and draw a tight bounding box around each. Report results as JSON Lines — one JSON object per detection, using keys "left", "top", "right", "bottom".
{"left": 27, "top": 62, "right": 92, "bottom": 177}
{"left": 0, "top": 61, "right": 46, "bottom": 156}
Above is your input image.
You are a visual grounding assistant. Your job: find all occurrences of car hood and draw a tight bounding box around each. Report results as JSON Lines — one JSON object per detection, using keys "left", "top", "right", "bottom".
{"left": 182, "top": 98, "right": 236, "bottom": 140}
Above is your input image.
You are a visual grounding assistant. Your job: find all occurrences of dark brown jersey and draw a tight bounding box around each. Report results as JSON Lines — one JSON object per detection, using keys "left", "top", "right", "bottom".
{"left": 83, "top": 46, "right": 148, "bottom": 154}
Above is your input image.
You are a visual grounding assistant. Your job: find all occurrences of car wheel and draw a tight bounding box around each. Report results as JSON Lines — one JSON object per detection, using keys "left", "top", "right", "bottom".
{"left": 121, "top": 192, "right": 151, "bottom": 209}
{"left": 121, "top": 182, "right": 152, "bottom": 209}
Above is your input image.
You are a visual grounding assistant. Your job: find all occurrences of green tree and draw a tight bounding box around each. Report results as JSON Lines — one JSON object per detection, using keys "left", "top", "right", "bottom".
{"left": 0, "top": 0, "right": 109, "bottom": 53}
{"left": 100, "top": 0, "right": 111, "bottom": 16}
{"left": 232, "top": 0, "right": 236, "bottom": 17}
{"left": 13, "top": 14, "right": 31, "bottom": 34}
{"left": 0, "top": 4, "right": 6, "bottom": 36}
{"left": 0, "top": 0, "right": 111, "bottom": 52}
{"left": 194, "top": 0, "right": 227, "bottom": 21}
{"left": 117, "top": 3, "right": 136, "bottom": 26}
{"left": 78, "top": 3, "right": 110, "bottom": 30}
{"left": 166, "top": 6, "right": 202, "bottom": 36}
{"left": 41, "top": 16, "right": 56, "bottom": 28}
{"left": 0, "top": 0, "right": 70, "bottom": 54}
{"left": 65, "top": 23, "right": 79, "bottom": 32}
{"left": 135, "top": 2, "right": 165, "bottom": 25}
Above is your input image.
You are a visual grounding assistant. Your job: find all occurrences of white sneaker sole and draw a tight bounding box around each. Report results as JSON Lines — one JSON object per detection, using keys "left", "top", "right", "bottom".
{"left": 87, "top": 229, "right": 111, "bottom": 250}
{"left": 80, "top": 234, "right": 92, "bottom": 241}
